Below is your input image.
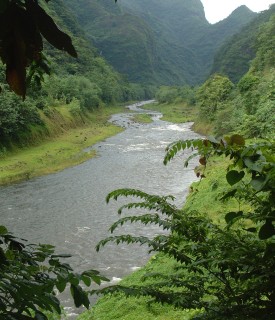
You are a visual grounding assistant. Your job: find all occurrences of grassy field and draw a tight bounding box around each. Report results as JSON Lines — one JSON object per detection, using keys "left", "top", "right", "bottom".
{"left": 0, "top": 105, "right": 125, "bottom": 185}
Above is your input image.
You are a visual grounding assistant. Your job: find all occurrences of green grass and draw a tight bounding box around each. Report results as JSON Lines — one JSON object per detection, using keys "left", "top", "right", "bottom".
{"left": 184, "top": 157, "right": 240, "bottom": 222}
{"left": 0, "top": 105, "right": 125, "bottom": 185}
{"left": 78, "top": 255, "right": 201, "bottom": 320}
{"left": 144, "top": 102, "right": 198, "bottom": 123}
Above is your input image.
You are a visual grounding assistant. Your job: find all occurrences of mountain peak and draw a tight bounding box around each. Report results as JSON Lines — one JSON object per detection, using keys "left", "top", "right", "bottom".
{"left": 232, "top": 5, "right": 255, "bottom": 14}
{"left": 214, "top": 4, "right": 257, "bottom": 26}
{"left": 226, "top": 5, "right": 256, "bottom": 21}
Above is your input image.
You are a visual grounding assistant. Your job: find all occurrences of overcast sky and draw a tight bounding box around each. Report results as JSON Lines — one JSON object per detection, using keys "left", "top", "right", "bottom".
{"left": 201, "top": 0, "right": 275, "bottom": 23}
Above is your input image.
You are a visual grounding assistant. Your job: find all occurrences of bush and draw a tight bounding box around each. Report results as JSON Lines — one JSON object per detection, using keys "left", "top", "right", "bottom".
{"left": 155, "top": 87, "right": 179, "bottom": 103}
{"left": 197, "top": 75, "right": 234, "bottom": 121}
{"left": 0, "top": 226, "right": 109, "bottom": 319}
{"left": 0, "top": 90, "right": 42, "bottom": 138}
{"left": 44, "top": 76, "right": 102, "bottom": 110}
{"left": 96, "top": 136, "right": 275, "bottom": 319}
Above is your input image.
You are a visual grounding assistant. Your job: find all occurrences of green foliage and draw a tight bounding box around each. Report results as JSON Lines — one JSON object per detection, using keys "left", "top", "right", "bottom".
{"left": 196, "top": 11, "right": 275, "bottom": 139}
{"left": 211, "top": 5, "right": 275, "bottom": 83}
{"left": 0, "top": 226, "right": 109, "bottom": 319}
{"left": 196, "top": 75, "right": 234, "bottom": 121}
{"left": 155, "top": 86, "right": 195, "bottom": 105}
{"left": 252, "top": 13, "right": 275, "bottom": 71}
{"left": 96, "top": 136, "right": 275, "bottom": 319}
{"left": 0, "top": 88, "right": 42, "bottom": 139}
{"left": 155, "top": 87, "right": 179, "bottom": 104}
{"left": 66, "top": 0, "right": 255, "bottom": 86}
{"left": 44, "top": 75, "right": 102, "bottom": 110}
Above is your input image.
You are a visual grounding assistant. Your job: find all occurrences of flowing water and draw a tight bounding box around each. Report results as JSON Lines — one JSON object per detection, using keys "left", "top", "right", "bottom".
{"left": 0, "top": 101, "right": 201, "bottom": 317}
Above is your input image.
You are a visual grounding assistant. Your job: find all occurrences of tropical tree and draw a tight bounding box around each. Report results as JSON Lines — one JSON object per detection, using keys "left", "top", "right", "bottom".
{"left": 0, "top": 225, "right": 109, "bottom": 319}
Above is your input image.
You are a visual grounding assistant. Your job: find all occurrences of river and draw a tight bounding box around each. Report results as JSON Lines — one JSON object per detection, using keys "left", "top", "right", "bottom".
{"left": 0, "top": 101, "right": 201, "bottom": 317}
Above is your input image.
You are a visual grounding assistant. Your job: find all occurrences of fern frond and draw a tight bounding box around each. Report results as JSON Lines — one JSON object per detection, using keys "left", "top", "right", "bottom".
{"left": 184, "top": 152, "right": 200, "bottom": 167}
{"left": 96, "top": 234, "right": 170, "bottom": 253}
{"left": 164, "top": 139, "right": 205, "bottom": 165}
{"left": 91, "top": 283, "right": 202, "bottom": 310}
{"left": 106, "top": 189, "right": 152, "bottom": 203}
{"left": 109, "top": 214, "right": 172, "bottom": 233}
{"left": 106, "top": 188, "right": 175, "bottom": 204}
{"left": 96, "top": 235, "right": 150, "bottom": 252}
{"left": 116, "top": 199, "right": 177, "bottom": 216}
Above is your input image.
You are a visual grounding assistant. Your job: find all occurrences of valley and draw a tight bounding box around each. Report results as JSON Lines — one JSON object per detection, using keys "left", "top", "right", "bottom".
{"left": 0, "top": 1, "right": 274, "bottom": 319}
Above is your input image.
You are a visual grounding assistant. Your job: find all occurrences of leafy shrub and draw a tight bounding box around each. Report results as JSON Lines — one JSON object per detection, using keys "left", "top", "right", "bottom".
{"left": 155, "top": 87, "right": 179, "bottom": 103}
{"left": 0, "top": 225, "right": 109, "bottom": 319}
{"left": 44, "top": 76, "right": 102, "bottom": 110}
{"left": 237, "top": 73, "right": 259, "bottom": 93}
{"left": 0, "top": 90, "right": 42, "bottom": 138}
{"left": 68, "top": 98, "right": 82, "bottom": 116}
{"left": 97, "top": 136, "right": 275, "bottom": 319}
{"left": 196, "top": 75, "right": 234, "bottom": 121}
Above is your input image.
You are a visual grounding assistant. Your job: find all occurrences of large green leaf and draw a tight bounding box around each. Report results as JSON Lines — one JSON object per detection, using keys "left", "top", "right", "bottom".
{"left": 259, "top": 221, "right": 275, "bottom": 240}
{"left": 229, "top": 134, "right": 245, "bottom": 146}
{"left": 30, "top": 2, "right": 77, "bottom": 58}
{"left": 0, "top": 226, "right": 8, "bottom": 235}
{"left": 226, "top": 170, "right": 245, "bottom": 185}
{"left": 251, "top": 175, "right": 268, "bottom": 191}
{"left": 70, "top": 284, "right": 90, "bottom": 309}
{"left": 243, "top": 157, "right": 265, "bottom": 172}
{"left": 225, "top": 211, "right": 243, "bottom": 224}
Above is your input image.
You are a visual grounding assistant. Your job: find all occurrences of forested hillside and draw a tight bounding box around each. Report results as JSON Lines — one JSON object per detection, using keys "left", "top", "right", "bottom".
{"left": 0, "top": 0, "right": 152, "bottom": 150}
{"left": 66, "top": 0, "right": 256, "bottom": 85}
{"left": 196, "top": 7, "right": 275, "bottom": 139}
{"left": 155, "top": 5, "right": 275, "bottom": 139}
{"left": 211, "top": 4, "right": 275, "bottom": 82}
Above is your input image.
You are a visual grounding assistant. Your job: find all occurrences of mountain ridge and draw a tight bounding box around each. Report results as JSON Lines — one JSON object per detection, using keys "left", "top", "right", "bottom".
{"left": 66, "top": 0, "right": 257, "bottom": 85}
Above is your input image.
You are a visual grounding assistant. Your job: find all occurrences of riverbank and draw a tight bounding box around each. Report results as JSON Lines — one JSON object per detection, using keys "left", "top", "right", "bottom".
{"left": 0, "top": 101, "right": 199, "bottom": 186}
{"left": 0, "top": 105, "right": 126, "bottom": 185}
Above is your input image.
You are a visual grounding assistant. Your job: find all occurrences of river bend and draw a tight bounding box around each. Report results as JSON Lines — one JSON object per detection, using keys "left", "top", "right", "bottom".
{"left": 0, "top": 101, "right": 201, "bottom": 317}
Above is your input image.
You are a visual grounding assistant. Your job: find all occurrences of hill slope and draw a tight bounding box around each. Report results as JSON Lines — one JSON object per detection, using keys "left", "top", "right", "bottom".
{"left": 211, "top": 4, "right": 275, "bottom": 82}
{"left": 66, "top": 0, "right": 256, "bottom": 85}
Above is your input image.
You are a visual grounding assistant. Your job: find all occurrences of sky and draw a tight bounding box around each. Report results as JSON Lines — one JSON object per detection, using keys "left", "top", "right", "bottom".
{"left": 200, "top": 0, "right": 275, "bottom": 23}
